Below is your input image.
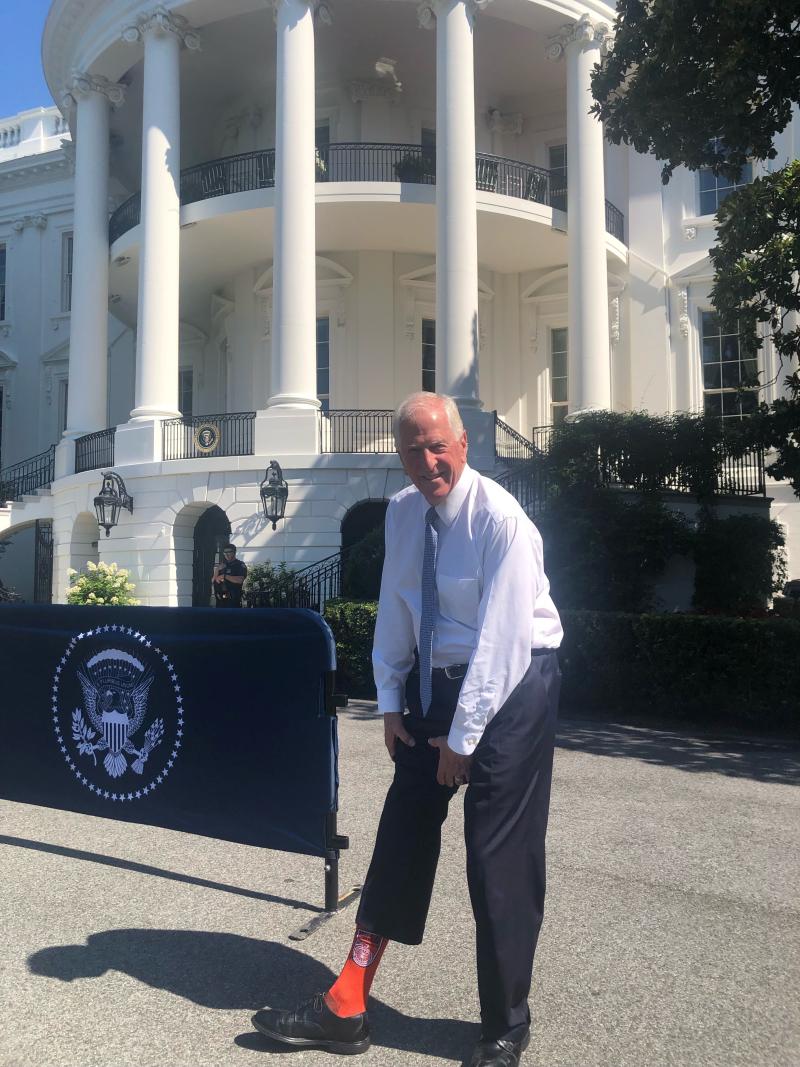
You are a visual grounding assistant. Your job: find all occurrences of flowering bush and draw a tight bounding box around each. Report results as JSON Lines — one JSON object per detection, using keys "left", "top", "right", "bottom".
{"left": 67, "top": 560, "right": 139, "bottom": 606}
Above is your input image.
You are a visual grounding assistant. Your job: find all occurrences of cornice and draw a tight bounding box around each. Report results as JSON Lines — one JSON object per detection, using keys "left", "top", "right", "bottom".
{"left": 546, "top": 13, "right": 613, "bottom": 61}
{"left": 0, "top": 151, "right": 72, "bottom": 194}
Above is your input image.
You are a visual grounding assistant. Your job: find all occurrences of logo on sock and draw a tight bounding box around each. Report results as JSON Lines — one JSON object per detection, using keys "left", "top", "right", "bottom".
{"left": 351, "top": 932, "right": 383, "bottom": 968}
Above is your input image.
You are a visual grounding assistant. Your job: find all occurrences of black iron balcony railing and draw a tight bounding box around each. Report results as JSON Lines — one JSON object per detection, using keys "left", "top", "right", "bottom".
{"left": 320, "top": 410, "right": 395, "bottom": 453}
{"left": 494, "top": 415, "right": 538, "bottom": 465}
{"left": 0, "top": 444, "right": 56, "bottom": 503}
{"left": 162, "top": 412, "right": 255, "bottom": 461}
{"left": 109, "top": 144, "right": 626, "bottom": 246}
{"left": 75, "top": 427, "right": 116, "bottom": 474}
{"left": 532, "top": 425, "right": 766, "bottom": 497}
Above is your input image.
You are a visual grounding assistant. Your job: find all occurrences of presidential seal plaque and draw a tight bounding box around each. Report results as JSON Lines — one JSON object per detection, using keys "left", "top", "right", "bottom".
{"left": 51, "top": 625, "right": 184, "bottom": 803}
{"left": 193, "top": 422, "right": 221, "bottom": 454}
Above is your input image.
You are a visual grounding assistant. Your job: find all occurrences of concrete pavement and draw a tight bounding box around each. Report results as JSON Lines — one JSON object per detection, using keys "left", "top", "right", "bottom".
{"left": 1, "top": 704, "right": 798, "bottom": 1067}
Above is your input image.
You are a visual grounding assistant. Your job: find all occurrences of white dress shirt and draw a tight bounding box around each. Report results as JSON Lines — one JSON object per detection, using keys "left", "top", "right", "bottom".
{"left": 373, "top": 464, "right": 563, "bottom": 755}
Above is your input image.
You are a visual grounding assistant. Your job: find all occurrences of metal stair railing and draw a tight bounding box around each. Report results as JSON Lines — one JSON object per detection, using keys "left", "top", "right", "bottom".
{"left": 0, "top": 445, "right": 56, "bottom": 504}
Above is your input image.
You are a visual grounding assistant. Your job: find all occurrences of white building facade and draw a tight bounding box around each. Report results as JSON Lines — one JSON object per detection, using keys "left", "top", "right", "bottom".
{"left": 0, "top": 0, "right": 797, "bottom": 605}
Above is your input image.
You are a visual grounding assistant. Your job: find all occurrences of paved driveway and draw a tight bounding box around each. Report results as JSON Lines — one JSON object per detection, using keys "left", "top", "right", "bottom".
{"left": 1, "top": 704, "right": 798, "bottom": 1067}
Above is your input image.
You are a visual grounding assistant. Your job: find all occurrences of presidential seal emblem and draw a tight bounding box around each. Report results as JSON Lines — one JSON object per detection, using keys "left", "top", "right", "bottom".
{"left": 51, "top": 626, "right": 184, "bottom": 802}
{"left": 193, "top": 422, "right": 221, "bottom": 454}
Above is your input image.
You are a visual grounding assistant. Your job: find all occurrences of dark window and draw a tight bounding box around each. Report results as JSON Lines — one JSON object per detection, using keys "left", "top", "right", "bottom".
{"left": 61, "top": 233, "right": 73, "bottom": 312}
{"left": 699, "top": 138, "right": 753, "bottom": 216}
{"left": 422, "top": 318, "right": 436, "bottom": 392}
{"left": 549, "top": 144, "right": 567, "bottom": 212}
{"left": 700, "top": 311, "right": 758, "bottom": 419}
{"left": 58, "top": 380, "right": 69, "bottom": 435}
{"left": 179, "top": 367, "right": 194, "bottom": 418}
{"left": 551, "top": 327, "right": 568, "bottom": 425}
{"left": 0, "top": 244, "right": 6, "bottom": 321}
{"left": 317, "top": 316, "right": 330, "bottom": 411}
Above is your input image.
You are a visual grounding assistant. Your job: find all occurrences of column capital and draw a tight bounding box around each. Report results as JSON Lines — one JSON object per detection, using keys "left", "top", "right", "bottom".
{"left": 418, "top": 0, "right": 494, "bottom": 31}
{"left": 546, "top": 13, "right": 613, "bottom": 61}
{"left": 122, "top": 6, "right": 201, "bottom": 50}
{"left": 270, "top": 0, "right": 333, "bottom": 26}
{"left": 62, "top": 72, "right": 125, "bottom": 112}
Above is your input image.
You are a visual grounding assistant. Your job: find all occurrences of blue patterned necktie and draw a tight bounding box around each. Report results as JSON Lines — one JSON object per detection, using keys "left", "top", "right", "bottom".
{"left": 419, "top": 506, "right": 439, "bottom": 716}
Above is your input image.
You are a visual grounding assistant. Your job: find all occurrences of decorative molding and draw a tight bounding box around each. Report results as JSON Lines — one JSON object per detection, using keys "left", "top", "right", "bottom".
{"left": 678, "top": 288, "right": 690, "bottom": 337}
{"left": 60, "top": 138, "right": 76, "bottom": 173}
{"left": 0, "top": 325, "right": 12, "bottom": 338}
{"left": 609, "top": 296, "right": 620, "bottom": 344}
{"left": 122, "top": 7, "right": 201, "bottom": 50}
{"left": 683, "top": 224, "right": 697, "bottom": 240}
{"left": 546, "top": 14, "right": 613, "bottom": 61}
{"left": 349, "top": 79, "right": 398, "bottom": 103}
{"left": 487, "top": 108, "right": 523, "bottom": 136}
{"left": 418, "top": 0, "right": 493, "bottom": 29}
{"left": 62, "top": 72, "right": 125, "bottom": 112}
{"left": 11, "top": 214, "right": 47, "bottom": 233}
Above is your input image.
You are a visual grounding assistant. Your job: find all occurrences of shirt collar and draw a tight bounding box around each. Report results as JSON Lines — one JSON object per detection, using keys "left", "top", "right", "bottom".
{"left": 434, "top": 464, "right": 476, "bottom": 528}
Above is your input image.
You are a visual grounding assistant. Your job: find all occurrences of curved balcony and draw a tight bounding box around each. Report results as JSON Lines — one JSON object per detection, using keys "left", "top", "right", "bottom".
{"left": 109, "top": 144, "right": 626, "bottom": 246}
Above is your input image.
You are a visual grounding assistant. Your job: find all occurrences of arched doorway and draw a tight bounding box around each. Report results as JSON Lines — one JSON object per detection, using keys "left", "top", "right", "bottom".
{"left": 341, "top": 499, "right": 388, "bottom": 599}
{"left": 192, "top": 506, "right": 231, "bottom": 606}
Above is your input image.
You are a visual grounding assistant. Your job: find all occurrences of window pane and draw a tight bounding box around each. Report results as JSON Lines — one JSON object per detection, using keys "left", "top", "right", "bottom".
{"left": 742, "top": 358, "right": 759, "bottom": 383}
{"left": 552, "top": 379, "right": 568, "bottom": 403}
{"left": 552, "top": 405, "right": 567, "bottom": 427}
{"left": 699, "top": 188, "right": 717, "bottom": 216}
{"left": 316, "top": 368, "right": 329, "bottom": 393}
{"left": 704, "top": 393, "right": 723, "bottom": 417}
{"left": 422, "top": 319, "right": 435, "bottom": 344}
{"left": 702, "top": 338, "right": 720, "bottom": 365}
{"left": 720, "top": 336, "right": 739, "bottom": 361}
{"left": 703, "top": 365, "right": 721, "bottom": 390}
{"left": 316, "top": 318, "right": 329, "bottom": 342}
{"left": 721, "top": 362, "right": 741, "bottom": 389}
{"left": 698, "top": 169, "right": 716, "bottom": 193}
{"left": 552, "top": 351, "right": 567, "bottom": 379}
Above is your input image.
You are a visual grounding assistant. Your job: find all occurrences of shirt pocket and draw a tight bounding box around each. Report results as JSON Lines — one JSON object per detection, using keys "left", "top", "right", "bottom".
{"left": 437, "top": 574, "right": 480, "bottom": 623}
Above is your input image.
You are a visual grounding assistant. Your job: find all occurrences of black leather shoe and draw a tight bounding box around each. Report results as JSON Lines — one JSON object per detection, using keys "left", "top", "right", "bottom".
{"left": 251, "top": 992, "right": 370, "bottom": 1055}
{"left": 468, "top": 1027, "right": 531, "bottom": 1067}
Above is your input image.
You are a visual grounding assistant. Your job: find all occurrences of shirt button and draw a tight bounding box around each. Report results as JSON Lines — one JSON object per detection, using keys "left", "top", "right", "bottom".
{"left": 466, "top": 736, "right": 477, "bottom": 748}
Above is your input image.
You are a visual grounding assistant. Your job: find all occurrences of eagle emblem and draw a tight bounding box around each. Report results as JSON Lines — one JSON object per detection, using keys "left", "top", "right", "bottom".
{"left": 72, "top": 648, "right": 163, "bottom": 779}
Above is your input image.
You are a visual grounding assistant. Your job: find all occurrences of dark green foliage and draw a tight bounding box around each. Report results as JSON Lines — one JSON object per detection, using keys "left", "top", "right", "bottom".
{"left": 591, "top": 0, "right": 800, "bottom": 183}
{"left": 244, "top": 561, "right": 296, "bottom": 606}
{"left": 323, "top": 599, "right": 378, "bottom": 698}
{"left": 692, "top": 513, "right": 786, "bottom": 614}
{"left": 323, "top": 600, "right": 800, "bottom": 732}
{"left": 537, "top": 487, "right": 691, "bottom": 612}
{"left": 342, "top": 525, "right": 385, "bottom": 600}
{"left": 559, "top": 610, "right": 799, "bottom": 731}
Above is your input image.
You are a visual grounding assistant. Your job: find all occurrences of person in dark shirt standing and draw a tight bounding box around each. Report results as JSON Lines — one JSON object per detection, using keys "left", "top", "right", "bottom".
{"left": 212, "top": 544, "right": 247, "bottom": 607}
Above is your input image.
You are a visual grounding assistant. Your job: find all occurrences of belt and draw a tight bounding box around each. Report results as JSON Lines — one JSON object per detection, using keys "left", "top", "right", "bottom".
{"left": 433, "top": 648, "right": 556, "bottom": 680}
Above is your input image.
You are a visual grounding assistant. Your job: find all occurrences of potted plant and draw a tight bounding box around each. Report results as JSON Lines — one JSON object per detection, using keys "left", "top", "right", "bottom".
{"left": 395, "top": 152, "right": 429, "bottom": 182}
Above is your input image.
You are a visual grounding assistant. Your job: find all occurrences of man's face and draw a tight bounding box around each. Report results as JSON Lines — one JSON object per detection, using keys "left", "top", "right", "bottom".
{"left": 397, "top": 402, "right": 468, "bottom": 506}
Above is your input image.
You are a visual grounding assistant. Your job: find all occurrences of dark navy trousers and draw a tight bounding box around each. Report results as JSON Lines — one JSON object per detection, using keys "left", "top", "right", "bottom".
{"left": 356, "top": 652, "right": 561, "bottom": 1040}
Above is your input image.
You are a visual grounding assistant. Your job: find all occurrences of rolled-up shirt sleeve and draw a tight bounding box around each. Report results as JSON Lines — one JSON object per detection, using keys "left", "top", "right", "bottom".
{"left": 447, "top": 515, "right": 539, "bottom": 755}
{"left": 372, "top": 503, "right": 416, "bottom": 713}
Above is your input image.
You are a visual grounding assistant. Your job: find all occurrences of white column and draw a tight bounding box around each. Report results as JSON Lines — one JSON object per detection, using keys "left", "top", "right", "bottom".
{"left": 122, "top": 10, "right": 198, "bottom": 421}
{"left": 62, "top": 76, "right": 121, "bottom": 438}
{"left": 549, "top": 15, "right": 612, "bottom": 414}
{"left": 422, "top": 0, "right": 490, "bottom": 407}
{"left": 268, "top": 0, "right": 320, "bottom": 409}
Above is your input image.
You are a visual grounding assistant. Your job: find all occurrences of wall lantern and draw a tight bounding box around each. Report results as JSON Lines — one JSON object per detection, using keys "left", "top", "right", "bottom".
{"left": 260, "top": 460, "right": 288, "bottom": 530}
{"left": 93, "top": 471, "right": 134, "bottom": 537}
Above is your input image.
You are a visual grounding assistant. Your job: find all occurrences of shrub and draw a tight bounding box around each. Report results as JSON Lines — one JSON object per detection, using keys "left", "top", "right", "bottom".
{"left": 692, "top": 513, "right": 786, "bottom": 614}
{"left": 537, "top": 487, "right": 692, "bottom": 612}
{"left": 342, "top": 526, "right": 385, "bottom": 600}
{"left": 244, "top": 561, "right": 296, "bottom": 607}
{"left": 67, "top": 561, "right": 139, "bottom": 605}
{"left": 321, "top": 599, "right": 799, "bottom": 732}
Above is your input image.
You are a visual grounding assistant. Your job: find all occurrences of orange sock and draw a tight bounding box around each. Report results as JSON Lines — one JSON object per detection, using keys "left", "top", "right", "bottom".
{"left": 324, "top": 928, "right": 388, "bottom": 1017}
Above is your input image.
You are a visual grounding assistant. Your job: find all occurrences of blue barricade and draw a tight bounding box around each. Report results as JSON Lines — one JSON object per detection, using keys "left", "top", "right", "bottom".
{"left": 0, "top": 605, "right": 342, "bottom": 864}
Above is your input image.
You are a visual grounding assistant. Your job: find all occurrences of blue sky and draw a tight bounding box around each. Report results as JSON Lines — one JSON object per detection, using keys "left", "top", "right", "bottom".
{"left": 0, "top": 1, "right": 56, "bottom": 118}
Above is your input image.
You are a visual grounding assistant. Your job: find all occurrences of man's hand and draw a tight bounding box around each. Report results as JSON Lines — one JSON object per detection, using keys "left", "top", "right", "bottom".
{"left": 383, "top": 712, "right": 415, "bottom": 760}
{"left": 428, "top": 737, "right": 472, "bottom": 788}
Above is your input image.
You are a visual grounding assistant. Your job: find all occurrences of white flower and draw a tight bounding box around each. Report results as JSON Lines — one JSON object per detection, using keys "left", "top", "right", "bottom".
{"left": 86, "top": 560, "right": 97, "bottom": 571}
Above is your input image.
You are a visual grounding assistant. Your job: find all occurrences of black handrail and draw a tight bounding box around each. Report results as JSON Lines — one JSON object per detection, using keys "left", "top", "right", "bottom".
{"left": 0, "top": 445, "right": 56, "bottom": 503}
{"left": 75, "top": 427, "right": 116, "bottom": 474}
{"left": 109, "top": 144, "right": 626, "bottom": 245}
{"left": 494, "top": 414, "right": 538, "bottom": 464}
{"left": 162, "top": 412, "right": 255, "bottom": 461}
{"left": 320, "top": 410, "right": 395, "bottom": 453}
{"left": 247, "top": 547, "right": 353, "bottom": 613}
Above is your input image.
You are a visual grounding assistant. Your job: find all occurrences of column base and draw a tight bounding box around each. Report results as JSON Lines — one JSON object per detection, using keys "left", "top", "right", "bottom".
{"left": 54, "top": 438, "right": 76, "bottom": 479}
{"left": 254, "top": 406, "right": 321, "bottom": 457}
{"left": 129, "top": 406, "right": 181, "bottom": 421}
{"left": 459, "top": 407, "right": 496, "bottom": 470}
{"left": 265, "top": 393, "right": 322, "bottom": 410}
{"left": 114, "top": 418, "right": 164, "bottom": 466}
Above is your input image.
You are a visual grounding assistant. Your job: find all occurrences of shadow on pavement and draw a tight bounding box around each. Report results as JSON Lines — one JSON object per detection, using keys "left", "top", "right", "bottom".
{"left": 556, "top": 719, "right": 800, "bottom": 786}
{"left": 0, "top": 835, "right": 319, "bottom": 912}
{"left": 28, "top": 930, "right": 475, "bottom": 1061}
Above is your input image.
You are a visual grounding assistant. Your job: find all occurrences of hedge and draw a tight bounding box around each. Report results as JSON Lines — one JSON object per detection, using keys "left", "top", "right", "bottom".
{"left": 323, "top": 599, "right": 799, "bottom": 732}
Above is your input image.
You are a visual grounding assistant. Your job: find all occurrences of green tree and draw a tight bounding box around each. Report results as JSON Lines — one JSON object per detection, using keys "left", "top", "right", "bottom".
{"left": 591, "top": 0, "right": 800, "bottom": 492}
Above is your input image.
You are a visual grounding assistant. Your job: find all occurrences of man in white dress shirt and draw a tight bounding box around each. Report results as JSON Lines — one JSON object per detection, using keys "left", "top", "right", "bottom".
{"left": 253, "top": 392, "right": 562, "bottom": 1067}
